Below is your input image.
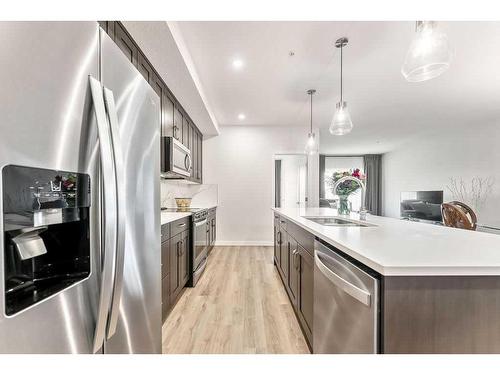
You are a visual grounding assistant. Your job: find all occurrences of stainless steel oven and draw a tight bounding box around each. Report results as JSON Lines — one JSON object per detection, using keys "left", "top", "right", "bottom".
{"left": 190, "top": 209, "right": 209, "bottom": 286}
{"left": 160, "top": 136, "right": 192, "bottom": 179}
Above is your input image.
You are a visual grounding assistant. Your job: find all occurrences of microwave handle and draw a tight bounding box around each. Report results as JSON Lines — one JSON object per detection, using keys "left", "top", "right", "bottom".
{"left": 185, "top": 153, "right": 192, "bottom": 172}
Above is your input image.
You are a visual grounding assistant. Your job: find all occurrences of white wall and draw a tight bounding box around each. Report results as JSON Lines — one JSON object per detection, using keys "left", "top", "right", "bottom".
{"left": 382, "top": 122, "right": 500, "bottom": 228}
{"left": 203, "top": 125, "right": 319, "bottom": 246}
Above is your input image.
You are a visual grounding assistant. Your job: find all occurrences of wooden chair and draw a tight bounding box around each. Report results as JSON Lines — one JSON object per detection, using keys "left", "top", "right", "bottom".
{"left": 441, "top": 201, "right": 477, "bottom": 231}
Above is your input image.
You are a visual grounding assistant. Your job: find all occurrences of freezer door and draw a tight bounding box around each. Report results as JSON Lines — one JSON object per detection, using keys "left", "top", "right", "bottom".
{"left": 100, "top": 29, "right": 161, "bottom": 354}
{"left": 0, "top": 22, "right": 101, "bottom": 353}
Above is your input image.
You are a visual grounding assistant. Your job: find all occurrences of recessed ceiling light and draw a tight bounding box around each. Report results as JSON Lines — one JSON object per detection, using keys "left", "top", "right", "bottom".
{"left": 232, "top": 59, "right": 244, "bottom": 69}
{"left": 238, "top": 113, "right": 246, "bottom": 120}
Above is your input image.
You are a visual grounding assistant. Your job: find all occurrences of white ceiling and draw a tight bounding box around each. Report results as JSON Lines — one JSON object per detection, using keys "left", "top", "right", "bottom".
{"left": 175, "top": 21, "right": 500, "bottom": 153}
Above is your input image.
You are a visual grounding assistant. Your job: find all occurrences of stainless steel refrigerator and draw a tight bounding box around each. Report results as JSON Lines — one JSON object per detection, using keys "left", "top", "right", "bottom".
{"left": 0, "top": 22, "right": 161, "bottom": 353}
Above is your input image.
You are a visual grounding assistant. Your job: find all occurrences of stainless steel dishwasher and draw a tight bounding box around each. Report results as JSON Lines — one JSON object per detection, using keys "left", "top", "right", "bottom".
{"left": 313, "top": 240, "right": 379, "bottom": 353}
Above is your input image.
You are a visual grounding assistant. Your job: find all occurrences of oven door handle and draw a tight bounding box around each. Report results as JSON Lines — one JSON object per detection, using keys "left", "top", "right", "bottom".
{"left": 194, "top": 219, "right": 207, "bottom": 227}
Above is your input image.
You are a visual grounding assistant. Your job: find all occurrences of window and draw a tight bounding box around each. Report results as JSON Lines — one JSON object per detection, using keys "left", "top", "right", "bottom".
{"left": 323, "top": 156, "right": 364, "bottom": 212}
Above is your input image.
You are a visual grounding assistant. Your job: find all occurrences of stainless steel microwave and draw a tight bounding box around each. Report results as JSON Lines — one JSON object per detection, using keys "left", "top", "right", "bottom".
{"left": 161, "top": 136, "right": 192, "bottom": 179}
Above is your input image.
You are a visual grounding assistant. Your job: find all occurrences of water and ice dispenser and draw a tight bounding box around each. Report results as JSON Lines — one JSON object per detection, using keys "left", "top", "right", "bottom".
{"left": 2, "top": 165, "right": 91, "bottom": 315}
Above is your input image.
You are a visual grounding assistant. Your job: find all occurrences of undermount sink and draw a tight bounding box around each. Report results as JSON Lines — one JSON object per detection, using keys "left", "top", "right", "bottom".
{"left": 303, "top": 216, "right": 375, "bottom": 227}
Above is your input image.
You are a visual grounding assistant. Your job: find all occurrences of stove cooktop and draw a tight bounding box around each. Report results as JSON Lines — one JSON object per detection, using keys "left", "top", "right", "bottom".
{"left": 161, "top": 207, "right": 208, "bottom": 222}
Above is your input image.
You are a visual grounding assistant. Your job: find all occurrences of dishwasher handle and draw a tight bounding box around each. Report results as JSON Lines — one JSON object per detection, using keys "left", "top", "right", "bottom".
{"left": 314, "top": 252, "right": 371, "bottom": 306}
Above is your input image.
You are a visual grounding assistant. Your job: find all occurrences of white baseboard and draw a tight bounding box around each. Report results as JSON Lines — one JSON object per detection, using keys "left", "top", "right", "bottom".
{"left": 214, "top": 241, "right": 273, "bottom": 247}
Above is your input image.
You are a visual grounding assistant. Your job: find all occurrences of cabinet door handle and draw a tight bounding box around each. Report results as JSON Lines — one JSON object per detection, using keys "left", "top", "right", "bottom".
{"left": 292, "top": 249, "right": 297, "bottom": 269}
{"left": 295, "top": 251, "right": 300, "bottom": 270}
{"left": 178, "top": 223, "right": 186, "bottom": 227}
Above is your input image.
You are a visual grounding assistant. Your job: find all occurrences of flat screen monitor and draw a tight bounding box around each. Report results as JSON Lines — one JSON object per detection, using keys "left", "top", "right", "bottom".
{"left": 400, "top": 190, "right": 443, "bottom": 222}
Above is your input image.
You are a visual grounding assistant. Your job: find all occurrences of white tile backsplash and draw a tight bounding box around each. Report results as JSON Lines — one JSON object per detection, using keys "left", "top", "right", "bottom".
{"left": 160, "top": 180, "right": 218, "bottom": 209}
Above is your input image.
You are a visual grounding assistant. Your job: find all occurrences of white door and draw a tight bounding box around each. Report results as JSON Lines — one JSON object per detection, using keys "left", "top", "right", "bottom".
{"left": 274, "top": 154, "right": 308, "bottom": 208}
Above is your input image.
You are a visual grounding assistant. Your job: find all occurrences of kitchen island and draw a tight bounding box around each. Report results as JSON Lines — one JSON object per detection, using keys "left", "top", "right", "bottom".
{"left": 272, "top": 207, "right": 500, "bottom": 354}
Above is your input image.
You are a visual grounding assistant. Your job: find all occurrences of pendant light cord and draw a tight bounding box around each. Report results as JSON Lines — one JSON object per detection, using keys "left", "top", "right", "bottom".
{"left": 340, "top": 44, "right": 343, "bottom": 103}
{"left": 310, "top": 92, "right": 313, "bottom": 133}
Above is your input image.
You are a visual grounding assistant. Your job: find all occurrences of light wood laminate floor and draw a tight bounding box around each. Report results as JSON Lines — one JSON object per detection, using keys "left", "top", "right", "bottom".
{"left": 162, "top": 246, "right": 310, "bottom": 354}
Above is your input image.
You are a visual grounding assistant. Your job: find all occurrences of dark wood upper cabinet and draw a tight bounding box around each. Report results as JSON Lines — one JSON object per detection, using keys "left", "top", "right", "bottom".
{"left": 163, "top": 93, "right": 175, "bottom": 138}
{"left": 196, "top": 130, "right": 203, "bottom": 182}
{"left": 150, "top": 73, "right": 164, "bottom": 132}
{"left": 114, "top": 22, "right": 138, "bottom": 65}
{"left": 138, "top": 52, "right": 153, "bottom": 83}
{"left": 173, "top": 106, "right": 182, "bottom": 141}
{"left": 190, "top": 123, "right": 196, "bottom": 179}
{"left": 100, "top": 21, "right": 204, "bottom": 184}
{"left": 182, "top": 117, "right": 190, "bottom": 148}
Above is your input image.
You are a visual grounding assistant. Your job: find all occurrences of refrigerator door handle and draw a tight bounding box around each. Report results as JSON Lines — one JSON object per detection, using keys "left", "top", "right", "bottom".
{"left": 89, "top": 76, "right": 118, "bottom": 353}
{"left": 103, "top": 87, "right": 127, "bottom": 339}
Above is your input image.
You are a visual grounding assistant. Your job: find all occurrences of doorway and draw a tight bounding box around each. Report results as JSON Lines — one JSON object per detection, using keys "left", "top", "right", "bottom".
{"left": 274, "top": 154, "right": 308, "bottom": 208}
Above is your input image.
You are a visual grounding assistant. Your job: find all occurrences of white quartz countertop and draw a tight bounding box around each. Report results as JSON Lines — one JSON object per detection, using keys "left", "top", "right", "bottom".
{"left": 160, "top": 206, "right": 217, "bottom": 225}
{"left": 161, "top": 211, "right": 192, "bottom": 225}
{"left": 272, "top": 207, "right": 500, "bottom": 276}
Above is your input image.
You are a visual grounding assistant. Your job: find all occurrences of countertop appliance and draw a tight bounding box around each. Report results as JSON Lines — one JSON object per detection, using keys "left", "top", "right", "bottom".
{"left": 313, "top": 240, "right": 379, "bottom": 353}
{"left": 161, "top": 136, "right": 192, "bottom": 179}
{"left": 0, "top": 22, "right": 160, "bottom": 354}
{"left": 190, "top": 209, "right": 209, "bottom": 286}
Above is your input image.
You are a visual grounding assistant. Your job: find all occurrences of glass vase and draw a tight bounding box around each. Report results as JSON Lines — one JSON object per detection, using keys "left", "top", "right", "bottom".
{"left": 337, "top": 194, "right": 351, "bottom": 215}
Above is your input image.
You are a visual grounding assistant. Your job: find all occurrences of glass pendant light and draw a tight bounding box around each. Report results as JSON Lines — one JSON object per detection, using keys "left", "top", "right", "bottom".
{"left": 402, "top": 21, "right": 452, "bottom": 82}
{"left": 305, "top": 89, "right": 318, "bottom": 155}
{"left": 329, "top": 37, "right": 354, "bottom": 136}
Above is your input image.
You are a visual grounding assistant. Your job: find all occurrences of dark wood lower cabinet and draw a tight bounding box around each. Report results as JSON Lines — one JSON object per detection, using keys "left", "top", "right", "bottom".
{"left": 297, "top": 244, "right": 314, "bottom": 344}
{"left": 161, "top": 218, "right": 191, "bottom": 323}
{"left": 273, "top": 215, "right": 281, "bottom": 267}
{"left": 288, "top": 237, "right": 299, "bottom": 307}
{"left": 179, "top": 229, "right": 190, "bottom": 287}
{"left": 280, "top": 231, "right": 289, "bottom": 283}
{"left": 170, "top": 230, "right": 190, "bottom": 303}
{"left": 161, "top": 274, "right": 170, "bottom": 323}
{"left": 274, "top": 214, "right": 314, "bottom": 350}
{"left": 161, "top": 236, "right": 171, "bottom": 324}
{"left": 207, "top": 208, "right": 217, "bottom": 254}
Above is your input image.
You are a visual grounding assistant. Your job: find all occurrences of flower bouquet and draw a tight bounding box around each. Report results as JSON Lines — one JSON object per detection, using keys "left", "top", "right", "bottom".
{"left": 326, "top": 169, "right": 365, "bottom": 215}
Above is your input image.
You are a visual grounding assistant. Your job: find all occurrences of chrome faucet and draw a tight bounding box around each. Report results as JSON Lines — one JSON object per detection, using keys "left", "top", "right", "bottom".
{"left": 333, "top": 176, "right": 368, "bottom": 220}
